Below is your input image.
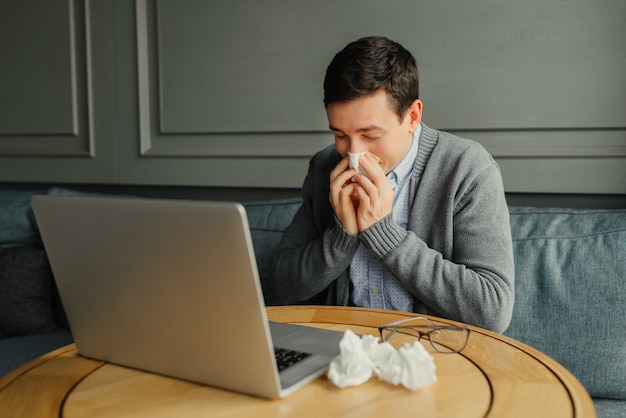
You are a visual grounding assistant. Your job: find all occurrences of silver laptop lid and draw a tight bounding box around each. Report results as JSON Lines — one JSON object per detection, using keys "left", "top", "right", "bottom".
{"left": 31, "top": 195, "right": 284, "bottom": 398}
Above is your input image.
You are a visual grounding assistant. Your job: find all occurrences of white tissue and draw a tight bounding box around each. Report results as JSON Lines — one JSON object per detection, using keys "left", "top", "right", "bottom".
{"left": 327, "top": 330, "right": 375, "bottom": 387}
{"left": 327, "top": 329, "right": 437, "bottom": 391}
{"left": 347, "top": 152, "right": 380, "bottom": 180}
{"left": 347, "top": 152, "right": 367, "bottom": 176}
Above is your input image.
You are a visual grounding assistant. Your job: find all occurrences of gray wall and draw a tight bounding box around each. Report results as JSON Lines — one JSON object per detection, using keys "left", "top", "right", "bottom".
{"left": 0, "top": 0, "right": 624, "bottom": 198}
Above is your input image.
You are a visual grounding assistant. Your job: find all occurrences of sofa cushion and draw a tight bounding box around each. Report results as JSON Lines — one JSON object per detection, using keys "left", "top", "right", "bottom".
{"left": 243, "top": 198, "right": 302, "bottom": 305}
{"left": 593, "top": 398, "right": 626, "bottom": 418}
{"left": 0, "top": 246, "right": 56, "bottom": 337}
{"left": 0, "top": 189, "right": 44, "bottom": 247}
{"left": 505, "top": 207, "right": 626, "bottom": 400}
{"left": 0, "top": 329, "right": 74, "bottom": 376}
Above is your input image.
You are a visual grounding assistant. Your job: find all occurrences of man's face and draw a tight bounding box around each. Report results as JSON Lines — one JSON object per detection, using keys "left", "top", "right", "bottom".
{"left": 327, "top": 89, "right": 422, "bottom": 174}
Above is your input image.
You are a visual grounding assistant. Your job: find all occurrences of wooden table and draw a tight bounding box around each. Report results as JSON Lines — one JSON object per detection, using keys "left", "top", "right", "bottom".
{"left": 0, "top": 306, "right": 595, "bottom": 417}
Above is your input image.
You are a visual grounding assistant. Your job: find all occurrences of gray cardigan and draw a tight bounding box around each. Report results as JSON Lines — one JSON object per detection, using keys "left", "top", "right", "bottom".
{"left": 270, "top": 124, "right": 515, "bottom": 332}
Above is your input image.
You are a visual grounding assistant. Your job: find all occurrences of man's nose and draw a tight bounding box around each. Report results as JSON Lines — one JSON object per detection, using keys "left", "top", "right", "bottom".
{"left": 348, "top": 139, "right": 367, "bottom": 154}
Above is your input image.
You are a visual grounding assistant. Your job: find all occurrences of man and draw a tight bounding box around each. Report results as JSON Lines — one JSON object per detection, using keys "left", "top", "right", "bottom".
{"left": 270, "top": 36, "right": 514, "bottom": 333}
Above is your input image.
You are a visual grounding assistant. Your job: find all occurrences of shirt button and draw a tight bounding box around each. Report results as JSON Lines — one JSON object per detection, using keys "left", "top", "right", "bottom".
{"left": 372, "top": 287, "right": 380, "bottom": 294}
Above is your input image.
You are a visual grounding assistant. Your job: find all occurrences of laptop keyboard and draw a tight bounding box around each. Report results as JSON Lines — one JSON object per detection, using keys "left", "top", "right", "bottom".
{"left": 274, "top": 347, "right": 313, "bottom": 371}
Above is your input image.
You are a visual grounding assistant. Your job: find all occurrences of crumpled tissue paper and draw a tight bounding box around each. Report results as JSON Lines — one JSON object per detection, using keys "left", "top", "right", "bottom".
{"left": 327, "top": 329, "right": 437, "bottom": 391}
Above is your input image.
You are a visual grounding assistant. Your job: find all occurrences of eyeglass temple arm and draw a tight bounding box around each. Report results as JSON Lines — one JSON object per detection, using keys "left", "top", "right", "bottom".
{"left": 378, "top": 316, "right": 435, "bottom": 328}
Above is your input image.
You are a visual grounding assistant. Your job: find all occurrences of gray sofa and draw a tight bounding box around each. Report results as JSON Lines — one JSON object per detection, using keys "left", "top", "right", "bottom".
{"left": 1, "top": 188, "right": 624, "bottom": 417}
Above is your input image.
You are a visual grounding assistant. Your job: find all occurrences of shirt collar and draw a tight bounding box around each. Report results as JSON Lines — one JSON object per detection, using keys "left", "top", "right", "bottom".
{"left": 387, "top": 124, "right": 421, "bottom": 188}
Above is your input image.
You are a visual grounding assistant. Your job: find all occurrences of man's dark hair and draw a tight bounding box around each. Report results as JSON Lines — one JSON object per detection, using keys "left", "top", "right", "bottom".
{"left": 323, "top": 36, "right": 419, "bottom": 120}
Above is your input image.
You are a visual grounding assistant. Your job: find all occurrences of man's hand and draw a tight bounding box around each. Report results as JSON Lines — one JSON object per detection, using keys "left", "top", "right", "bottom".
{"left": 329, "top": 156, "right": 359, "bottom": 234}
{"left": 329, "top": 153, "right": 393, "bottom": 234}
{"left": 353, "top": 153, "right": 394, "bottom": 231}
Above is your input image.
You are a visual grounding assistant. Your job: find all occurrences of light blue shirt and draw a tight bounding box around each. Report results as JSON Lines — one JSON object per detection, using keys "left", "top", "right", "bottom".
{"left": 349, "top": 125, "right": 421, "bottom": 311}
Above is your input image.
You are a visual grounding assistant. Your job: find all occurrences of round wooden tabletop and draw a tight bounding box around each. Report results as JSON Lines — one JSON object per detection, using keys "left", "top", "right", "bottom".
{"left": 0, "top": 306, "right": 595, "bottom": 417}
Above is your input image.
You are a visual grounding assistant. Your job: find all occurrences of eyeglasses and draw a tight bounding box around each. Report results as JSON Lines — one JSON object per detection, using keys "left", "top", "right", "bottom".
{"left": 378, "top": 317, "right": 471, "bottom": 354}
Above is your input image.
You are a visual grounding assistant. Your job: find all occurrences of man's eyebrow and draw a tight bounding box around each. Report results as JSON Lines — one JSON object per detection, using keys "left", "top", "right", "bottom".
{"left": 328, "top": 125, "right": 385, "bottom": 133}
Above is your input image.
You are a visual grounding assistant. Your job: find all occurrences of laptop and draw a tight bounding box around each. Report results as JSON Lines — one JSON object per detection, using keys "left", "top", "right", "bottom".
{"left": 31, "top": 195, "right": 344, "bottom": 399}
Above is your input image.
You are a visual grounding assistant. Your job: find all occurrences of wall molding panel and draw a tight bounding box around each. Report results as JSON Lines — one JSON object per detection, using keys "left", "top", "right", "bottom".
{"left": 0, "top": 0, "right": 117, "bottom": 182}
{"left": 134, "top": 0, "right": 332, "bottom": 158}
{"left": 0, "top": 0, "right": 90, "bottom": 156}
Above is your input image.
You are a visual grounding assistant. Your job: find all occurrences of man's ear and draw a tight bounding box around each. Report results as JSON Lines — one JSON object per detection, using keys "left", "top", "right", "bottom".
{"left": 407, "top": 99, "right": 423, "bottom": 132}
